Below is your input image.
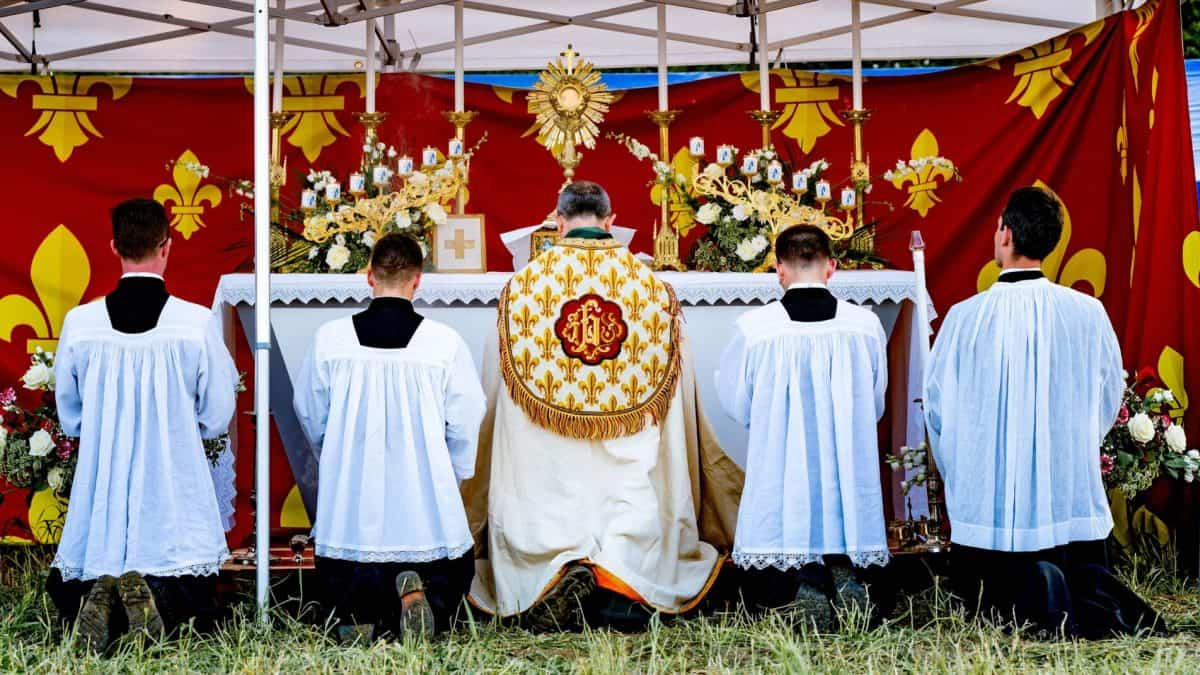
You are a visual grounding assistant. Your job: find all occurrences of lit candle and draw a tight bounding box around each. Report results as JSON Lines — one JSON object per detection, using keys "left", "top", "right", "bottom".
{"left": 422, "top": 147, "right": 439, "bottom": 166}
{"left": 741, "top": 155, "right": 759, "bottom": 176}
{"left": 815, "top": 180, "right": 832, "bottom": 201}
{"left": 792, "top": 172, "right": 808, "bottom": 192}
{"left": 348, "top": 172, "right": 366, "bottom": 194}
{"left": 397, "top": 156, "right": 414, "bottom": 176}
{"left": 325, "top": 181, "right": 341, "bottom": 201}
{"left": 300, "top": 189, "right": 317, "bottom": 209}
{"left": 372, "top": 165, "right": 391, "bottom": 185}
{"left": 840, "top": 187, "right": 856, "bottom": 208}
{"left": 448, "top": 138, "right": 464, "bottom": 158}
{"left": 689, "top": 137, "right": 705, "bottom": 157}
{"left": 716, "top": 145, "right": 734, "bottom": 166}
{"left": 766, "top": 161, "right": 784, "bottom": 184}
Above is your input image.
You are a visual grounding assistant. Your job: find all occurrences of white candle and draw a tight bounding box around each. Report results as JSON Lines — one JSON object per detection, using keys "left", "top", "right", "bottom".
{"left": 767, "top": 161, "right": 784, "bottom": 184}
{"left": 716, "top": 145, "right": 734, "bottom": 166}
{"left": 448, "top": 138, "right": 464, "bottom": 158}
{"left": 348, "top": 172, "right": 366, "bottom": 194}
{"left": 815, "top": 180, "right": 831, "bottom": 201}
{"left": 365, "top": 19, "right": 376, "bottom": 113}
{"left": 758, "top": 2, "right": 769, "bottom": 111}
{"left": 300, "top": 189, "right": 317, "bottom": 209}
{"left": 397, "top": 156, "right": 414, "bottom": 176}
{"left": 422, "top": 147, "right": 438, "bottom": 166}
{"left": 841, "top": 187, "right": 857, "bottom": 208}
{"left": 689, "top": 137, "right": 704, "bottom": 157}
{"left": 792, "top": 172, "right": 808, "bottom": 192}
{"left": 372, "top": 165, "right": 390, "bottom": 184}
{"left": 741, "top": 155, "right": 759, "bottom": 175}
{"left": 325, "top": 181, "right": 341, "bottom": 201}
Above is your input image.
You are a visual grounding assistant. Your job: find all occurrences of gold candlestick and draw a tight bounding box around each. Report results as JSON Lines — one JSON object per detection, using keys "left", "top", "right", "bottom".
{"left": 839, "top": 108, "right": 872, "bottom": 234}
{"left": 747, "top": 109, "right": 783, "bottom": 150}
{"left": 269, "top": 112, "right": 294, "bottom": 224}
{"left": 442, "top": 110, "right": 479, "bottom": 214}
{"left": 645, "top": 110, "right": 686, "bottom": 272}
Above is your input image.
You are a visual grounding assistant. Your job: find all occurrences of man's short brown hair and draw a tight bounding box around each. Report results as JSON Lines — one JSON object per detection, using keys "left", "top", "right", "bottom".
{"left": 370, "top": 233, "right": 424, "bottom": 285}
{"left": 775, "top": 224, "right": 832, "bottom": 268}
{"left": 112, "top": 198, "right": 170, "bottom": 261}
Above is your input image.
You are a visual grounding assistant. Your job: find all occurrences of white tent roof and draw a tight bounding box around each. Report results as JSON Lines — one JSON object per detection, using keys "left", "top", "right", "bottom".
{"left": 0, "top": 1, "right": 1131, "bottom": 74}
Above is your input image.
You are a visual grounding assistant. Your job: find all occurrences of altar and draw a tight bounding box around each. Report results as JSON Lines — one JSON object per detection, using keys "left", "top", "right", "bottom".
{"left": 213, "top": 270, "right": 936, "bottom": 525}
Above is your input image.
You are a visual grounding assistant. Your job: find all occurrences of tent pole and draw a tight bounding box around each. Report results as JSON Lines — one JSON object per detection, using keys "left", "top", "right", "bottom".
{"left": 365, "top": 17, "right": 376, "bottom": 112}
{"left": 272, "top": 0, "right": 285, "bottom": 111}
{"left": 851, "top": 0, "right": 862, "bottom": 110}
{"left": 454, "top": 0, "right": 464, "bottom": 111}
{"left": 252, "top": 0, "right": 272, "bottom": 625}
{"left": 756, "top": 0, "right": 768, "bottom": 111}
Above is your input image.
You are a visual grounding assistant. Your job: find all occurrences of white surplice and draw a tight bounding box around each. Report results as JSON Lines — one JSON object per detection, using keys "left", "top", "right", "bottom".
{"left": 293, "top": 316, "right": 485, "bottom": 563}
{"left": 716, "top": 291, "right": 890, "bottom": 570}
{"left": 52, "top": 297, "right": 237, "bottom": 581}
{"left": 923, "top": 274, "right": 1122, "bottom": 552}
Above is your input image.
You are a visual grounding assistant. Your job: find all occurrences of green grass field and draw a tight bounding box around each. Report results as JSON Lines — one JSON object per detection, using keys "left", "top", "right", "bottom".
{"left": 1, "top": 548, "right": 1197, "bottom": 674}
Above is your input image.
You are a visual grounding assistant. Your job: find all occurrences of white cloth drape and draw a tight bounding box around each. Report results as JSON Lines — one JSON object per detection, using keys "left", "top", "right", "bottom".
{"left": 923, "top": 278, "right": 1123, "bottom": 552}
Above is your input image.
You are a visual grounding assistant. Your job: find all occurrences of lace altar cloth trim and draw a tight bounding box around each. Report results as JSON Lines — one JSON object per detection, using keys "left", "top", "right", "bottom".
{"left": 732, "top": 549, "right": 891, "bottom": 571}
{"left": 52, "top": 553, "right": 229, "bottom": 582}
{"left": 213, "top": 272, "right": 937, "bottom": 317}
{"left": 314, "top": 541, "right": 474, "bottom": 564}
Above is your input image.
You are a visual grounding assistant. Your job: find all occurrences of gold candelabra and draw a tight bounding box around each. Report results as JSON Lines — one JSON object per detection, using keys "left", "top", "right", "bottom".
{"left": 443, "top": 110, "right": 479, "bottom": 214}
{"left": 747, "top": 109, "right": 782, "bottom": 150}
{"left": 646, "top": 109, "right": 686, "bottom": 272}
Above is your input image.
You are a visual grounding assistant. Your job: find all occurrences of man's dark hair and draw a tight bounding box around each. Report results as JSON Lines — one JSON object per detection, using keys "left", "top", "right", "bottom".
{"left": 775, "top": 224, "right": 833, "bottom": 268}
{"left": 556, "top": 180, "right": 612, "bottom": 220}
{"left": 370, "top": 232, "right": 423, "bottom": 285}
{"left": 1001, "top": 187, "right": 1063, "bottom": 261}
{"left": 111, "top": 198, "right": 170, "bottom": 261}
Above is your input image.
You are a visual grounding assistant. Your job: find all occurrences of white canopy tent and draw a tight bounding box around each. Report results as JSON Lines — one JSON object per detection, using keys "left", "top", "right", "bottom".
{"left": 0, "top": 0, "right": 1147, "bottom": 621}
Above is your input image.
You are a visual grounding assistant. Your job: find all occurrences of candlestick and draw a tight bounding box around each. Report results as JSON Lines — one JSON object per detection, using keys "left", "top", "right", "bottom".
{"left": 348, "top": 172, "right": 366, "bottom": 194}
{"left": 688, "top": 136, "right": 704, "bottom": 158}
{"left": 397, "top": 156, "right": 414, "bottom": 176}
{"left": 365, "top": 19, "right": 377, "bottom": 113}
{"left": 716, "top": 145, "right": 735, "bottom": 167}
{"left": 815, "top": 180, "right": 831, "bottom": 203}
{"left": 422, "top": 147, "right": 438, "bottom": 167}
{"left": 448, "top": 138, "right": 464, "bottom": 158}
{"left": 747, "top": 109, "right": 783, "bottom": 151}
{"left": 644, "top": 109, "right": 686, "bottom": 272}
{"left": 442, "top": 110, "right": 478, "bottom": 215}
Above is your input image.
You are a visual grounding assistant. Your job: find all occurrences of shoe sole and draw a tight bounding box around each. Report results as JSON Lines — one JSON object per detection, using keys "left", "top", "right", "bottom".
{"left": 76, "top": 576, "right": 117, "bottom": 653}
{"left": 395, "top": 571, "right": 434, "bottom": 639}
{"left": 118, "top": 572, "right": 165, "bottom": 639}
{"left": 522, "top": 566, "right": 595, "bottom": 633}
{"left": 786, "top": 583, "right": 835, "bottom": 633}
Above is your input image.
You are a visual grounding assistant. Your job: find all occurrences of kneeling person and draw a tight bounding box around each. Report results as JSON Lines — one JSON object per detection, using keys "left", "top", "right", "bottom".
{"left": 717, "top": 225, "right": 890, "bottom": 630}
{"left": 294, "top": 233, "right": 486, "bottom": 641}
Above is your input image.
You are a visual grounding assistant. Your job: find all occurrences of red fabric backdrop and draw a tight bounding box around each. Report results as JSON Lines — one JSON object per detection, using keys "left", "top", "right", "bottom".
{"left": 0, "top": 1, "right": 1195, "bottom": 548}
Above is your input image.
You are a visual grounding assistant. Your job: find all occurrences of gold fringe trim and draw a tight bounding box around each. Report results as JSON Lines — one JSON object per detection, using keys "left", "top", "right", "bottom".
{"left": 498, "top": 279, "right": 682, "bottom": 441}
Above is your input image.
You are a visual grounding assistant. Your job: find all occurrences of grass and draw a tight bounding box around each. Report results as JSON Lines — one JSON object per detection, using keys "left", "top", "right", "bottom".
{"left": 1, "top": 548, "right": 1198, "bottom": 674}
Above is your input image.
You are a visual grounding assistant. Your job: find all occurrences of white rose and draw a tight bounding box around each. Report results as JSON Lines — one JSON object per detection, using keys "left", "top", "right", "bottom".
{"left": 1166, "top": 424, "right": 1187, "bottom": 454}
{"left": 703, "top": 163, "right": 724, "bottom": 179}
{"left": 47, "top": 467, "right": 65, "bottom": 492}
{"left": 362, "top": 230, "right": 377, "bottom": 248}
{"left": 335, "top": 234, "right": 346, "bottom": 246}
{"left": 22, "top": 362, "right": 53, "bottom": 391}
{"left": 408, "top": 172, "right": 428, "bottom": 187}
{"left": 395, "top": 211, "right": 413, "bottom": 229}
{"left": 424, "top": 203, "right": 448, "bottom": 226}
{"left": 0, "top": 425, "right": 8, "bottom": 447}
{"left": 732, "top": 204, "right": 750, "bottom": 222}
{"left": 325, "top": 244, "right": 351, "bottom": 272}
{"left": 29, "top": 429, "right": 54, "bottom": 457}
{"left": 307, "top": 246, "right": 319, "bottom": 260}
{"left": 735, "top": 239, "right": 758, "bottom": 262}
{"left": 750, "top": 234, "right": 769, "bottom": 255}
{"left": 695, "top": 203, "right": 722, "bottom": 225}
{"left": 1128, "top": 412, "right": 1156, "bottom": 444}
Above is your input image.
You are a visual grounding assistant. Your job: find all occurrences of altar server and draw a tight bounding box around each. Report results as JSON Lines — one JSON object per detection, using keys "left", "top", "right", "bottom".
{"left": 716, "top": 225, "right": 889, "bottom": 630}
{"left": 924, "top": 186, "right": 1159, "bottom": 638}
{"left": 462, "top": 181, "right": 744, "bottom": 631}
{"left": 47, "top": 198, "right": 237, "bottom": 650}
{"left": 294, "top": 233, "right": 485, "bottom": 642}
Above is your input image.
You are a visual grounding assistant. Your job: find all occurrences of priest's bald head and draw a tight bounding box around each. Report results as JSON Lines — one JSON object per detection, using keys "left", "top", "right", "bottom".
{"left": 554, "top": 180, "right": 616, "bottom": 236}
{"left": 995, "top": 186, "right": 1063, "bottom": 269}
{"left": 368, "top": 233, "right": 423, "bottom": 298}
{"left": 110, "top": 198, "right": 171, "bottom": 275}
{"left": 775, "top": 224, "right": 836, "bottom": 290}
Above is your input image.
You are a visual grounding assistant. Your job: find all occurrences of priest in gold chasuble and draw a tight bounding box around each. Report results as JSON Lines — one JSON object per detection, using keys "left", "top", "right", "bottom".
{"left": 462, "top": 182, "right": 744, "bottom": 629}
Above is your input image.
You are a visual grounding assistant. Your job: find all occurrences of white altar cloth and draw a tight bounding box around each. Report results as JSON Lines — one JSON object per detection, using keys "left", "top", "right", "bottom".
{"left": 213, "top": 271, "right": 936, "bottom": 522}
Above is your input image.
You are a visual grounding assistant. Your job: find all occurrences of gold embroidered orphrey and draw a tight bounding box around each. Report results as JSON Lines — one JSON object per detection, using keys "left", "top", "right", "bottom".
{"left": 499, "top": 238, "right": 682, "bottom": 440}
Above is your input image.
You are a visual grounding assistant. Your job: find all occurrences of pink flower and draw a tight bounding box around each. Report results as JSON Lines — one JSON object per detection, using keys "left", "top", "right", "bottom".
{"left": 0, "top": 388, "right": 15, "bottom": 408}
{"left": 1117, "top": 406, "right": 1130, "bottom": 424}
{"left": 1100, "top": 453, "right": 1115, "bottom": 476}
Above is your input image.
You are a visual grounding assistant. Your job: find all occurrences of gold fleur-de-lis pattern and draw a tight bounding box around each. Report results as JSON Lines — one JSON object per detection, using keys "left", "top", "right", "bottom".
{"left": 498, "top": 238, "right": 681, "bottom": 440}
{"left": 977, "top": 181, "right": 1107, "bottom": 296}
{"left": 0, "top": 226, "right": 91, "bottom": 353}
{"left": 741, "top": 70, "right": 845, "bottom": 153}
{"left": 244, "top": 74, "right": 367, "bottom": 162}
{"left": 1005, "top": 20, "right": 1105, "bottom": 119}
{"left": 0, "top": 75, "right": 132, "bottom": 162}
{"left": 888, "top": 129, "right": 956, "bottom": 218}
{"left": 155, "top": 150, "right": 223, "bottom": 239}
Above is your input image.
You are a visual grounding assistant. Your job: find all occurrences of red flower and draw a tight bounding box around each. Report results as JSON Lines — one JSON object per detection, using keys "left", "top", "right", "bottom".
{"left": 0, "top": 388, "right": 15, "bottom": 408}
{"left": 1100, "top": 453, "right": 1115, "bottom": 476}
{"left": 1117, "top": 406, "right": 1131, "bottom": 424}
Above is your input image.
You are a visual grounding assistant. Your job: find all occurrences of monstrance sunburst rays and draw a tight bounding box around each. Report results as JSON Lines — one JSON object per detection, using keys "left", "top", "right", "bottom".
{"left": 528, "top": 45, "right": 614, "bottom": 152}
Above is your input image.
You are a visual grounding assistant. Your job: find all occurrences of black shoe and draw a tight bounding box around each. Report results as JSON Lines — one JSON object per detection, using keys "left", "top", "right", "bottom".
{"left": 118, "top": 572, "right": 165, "bottom": 640}
{"left": 395, "top": 571, "right": 434, "bottom": 640}
{"left": 522, "top": 564, "right": 595, "bottom": 633}
{"left": 76, "top": 575, "right": 118, "bottom": 653}
{"left": 829, "top": 562, "right": 871, "bottom": 623}
{"left": 784, "top": 581, "right": 835, "bottom": 633}
{"left": 337, "top": 624, "right": 376, "bottom": 645}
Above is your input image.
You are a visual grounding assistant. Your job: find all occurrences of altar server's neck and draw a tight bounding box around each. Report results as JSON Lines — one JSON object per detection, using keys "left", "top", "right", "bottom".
{"left": 776, "top": 257, "right": 835, "bottom": 291}
{"left": 113, "top": 238, "right": 170, "bottom": 278}
{"left": 368, "top": 268, "right": 420, "bottom": 300}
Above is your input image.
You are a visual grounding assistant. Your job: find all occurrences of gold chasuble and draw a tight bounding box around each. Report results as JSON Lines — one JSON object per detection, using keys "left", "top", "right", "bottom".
{"left": 463, "top": 234, "right": 745, "bottom": 617}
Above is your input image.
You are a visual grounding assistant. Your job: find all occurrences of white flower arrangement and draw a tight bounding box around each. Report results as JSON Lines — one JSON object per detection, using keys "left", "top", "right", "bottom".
{"left": 424, "top": 202, "right": 448, "bottom": 226}
{"left": 28, "top": 428, "right": 54, "bottom": 457}
{"left": 695, "top": 203, "right": 723, "bottom": 225}
{"left": 734, "top": 234, "right": 769, "bottom": 262}
{"left": 361, "top": 230, "right": 377, "bottom": 249}
{"left": 1166, "top": 424, "right": 1187, "bottom": 454}
{"left": 731, "top": 204, "right": 750, "bottom": 222}
{"left": 883, "top": 155, "right": 957, "bottom": 182}
{"left": 325, "top": 244, "right": 351, "bottom": 271}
